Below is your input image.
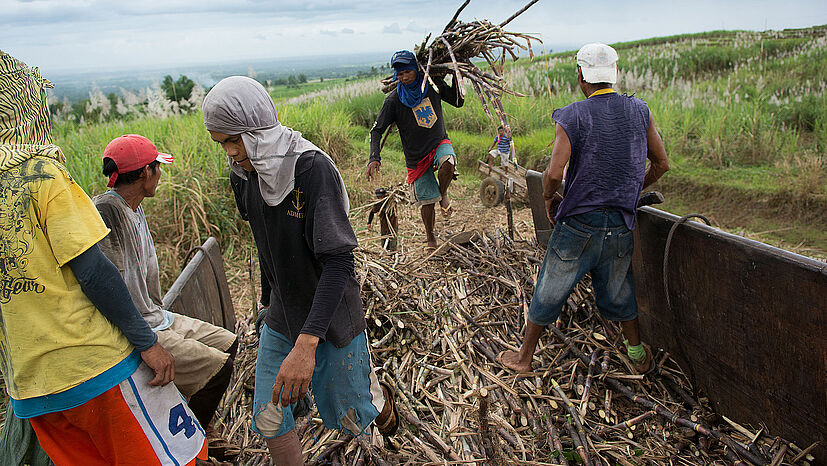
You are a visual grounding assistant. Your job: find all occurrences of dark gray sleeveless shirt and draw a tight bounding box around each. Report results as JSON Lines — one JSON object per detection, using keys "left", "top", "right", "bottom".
{"left": 552, "top": 92, "right": 650, "bottom": 230}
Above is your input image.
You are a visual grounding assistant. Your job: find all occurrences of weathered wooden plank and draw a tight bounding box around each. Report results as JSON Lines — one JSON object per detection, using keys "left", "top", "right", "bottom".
{"left": 525, "top": 169, "right": 552, "bottom": 246}
{"left": 477, "top": 160, "right": 528, "bottom": 191}
{"left": 162, "top": 237, "right": 236, "bottom": 331}
{"left": 633, "top": 207, "right": 826, "bottom": 458}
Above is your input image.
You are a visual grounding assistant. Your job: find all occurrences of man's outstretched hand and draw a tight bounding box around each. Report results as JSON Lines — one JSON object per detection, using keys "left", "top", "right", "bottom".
{"left": 365, "top": 161, "right": 381, "bottom": 181}
{"left": 141, "top": 342, "right": 175, "bottom": 386}
{"left": 273, "top": 334, "right": 319, "bottom": 407}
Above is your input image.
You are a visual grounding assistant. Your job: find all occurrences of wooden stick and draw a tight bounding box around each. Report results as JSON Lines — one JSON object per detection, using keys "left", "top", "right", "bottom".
{"left": 399, "top": 405, "right": 463, "bottom": 462}
{"left": 579, "top": 350, "right": 598, "bottom": 417}
{"left": 592, "top": 410, "right": 656, "bottom": 436}
{"left": 791, "top": 441, "right": 818, "bottom": 462}
{"left": 549, "top": 378, "right": 590, "bottom": 462}
{"left": 421, "top": 48, "right": 434, "bottom": 94}
{"left": 548, "top": 424, "right": 569, "bottom": 466}
{"left": 439, "top": 36, "right": 466, "bottom": 99}
{"left": 443, "top": 0, "right": 472, "bottom": 33}
{"left": 563, "top": 417, "right": 592, "bottom": 466}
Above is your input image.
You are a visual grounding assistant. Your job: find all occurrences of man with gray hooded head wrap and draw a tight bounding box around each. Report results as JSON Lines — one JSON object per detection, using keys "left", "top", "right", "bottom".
{"left": 203, "top": 76, "right": 398, "bottom": 465}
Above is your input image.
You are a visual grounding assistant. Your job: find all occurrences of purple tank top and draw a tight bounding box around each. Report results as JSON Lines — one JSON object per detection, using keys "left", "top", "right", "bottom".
{"left": 552, "top": 92, "right": 649, "bottom": 230}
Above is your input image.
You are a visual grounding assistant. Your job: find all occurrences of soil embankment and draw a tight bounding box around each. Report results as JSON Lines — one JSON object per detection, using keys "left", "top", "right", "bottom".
{"left": 656, "top": 177, "right": 827, "bottom": 258}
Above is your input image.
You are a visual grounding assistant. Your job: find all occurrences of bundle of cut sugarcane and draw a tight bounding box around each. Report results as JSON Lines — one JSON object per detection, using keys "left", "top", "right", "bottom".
{"left": 380, "top": 0, "right": 542, "bottom": 127}
{"left": 214, "top": 195, "right": 818, "bottom": 465}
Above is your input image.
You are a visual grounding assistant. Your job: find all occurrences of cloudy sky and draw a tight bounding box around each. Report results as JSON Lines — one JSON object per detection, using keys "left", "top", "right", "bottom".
{"left": 2, "top": 0, "right": 826, "bottom": 74}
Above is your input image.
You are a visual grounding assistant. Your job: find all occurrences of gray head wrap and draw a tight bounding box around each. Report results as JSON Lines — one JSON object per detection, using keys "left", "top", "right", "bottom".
{"left": 203, "top": 76, "right": 349, "bottom": 211}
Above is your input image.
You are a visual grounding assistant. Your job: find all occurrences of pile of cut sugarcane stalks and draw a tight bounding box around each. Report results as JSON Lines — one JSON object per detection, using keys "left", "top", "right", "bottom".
{"left": 215, "top": 219, "right": 817, "bottom": 465}
{"left": 381, "top": 0, "right": 541, "bottom": 127}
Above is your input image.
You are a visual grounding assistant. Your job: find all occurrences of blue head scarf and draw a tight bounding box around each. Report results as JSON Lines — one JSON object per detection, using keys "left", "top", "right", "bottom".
{"left": 391, "top": 50, "right": 425, "bottom": 108}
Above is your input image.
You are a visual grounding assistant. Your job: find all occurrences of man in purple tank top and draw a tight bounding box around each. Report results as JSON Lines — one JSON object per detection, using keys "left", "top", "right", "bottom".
{"left": 500, "top": 43, "right": 670, "bottom": 374}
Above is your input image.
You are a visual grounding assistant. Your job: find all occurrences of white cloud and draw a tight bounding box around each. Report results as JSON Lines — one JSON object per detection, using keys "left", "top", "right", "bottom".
{"left": 405, "top": 21, "right": 425, "bottom": 33}
{"left": 383, "top": 22, "right": 402, "bottom": 34}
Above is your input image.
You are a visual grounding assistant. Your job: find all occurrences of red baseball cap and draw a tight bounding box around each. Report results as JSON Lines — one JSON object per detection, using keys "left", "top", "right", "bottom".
{"left": 103, "top": 134, "right": 173, "bottom": 187}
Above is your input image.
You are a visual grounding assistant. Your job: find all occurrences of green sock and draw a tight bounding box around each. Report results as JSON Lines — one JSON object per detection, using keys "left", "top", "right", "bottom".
{"left": 624, "top": 339, "right": 646, "bottom": 362}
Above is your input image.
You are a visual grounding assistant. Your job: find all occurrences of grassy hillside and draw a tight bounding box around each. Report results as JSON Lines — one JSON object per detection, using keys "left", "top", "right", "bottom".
{"left": 54, "top": 25, "right": 827, "bottom": 264}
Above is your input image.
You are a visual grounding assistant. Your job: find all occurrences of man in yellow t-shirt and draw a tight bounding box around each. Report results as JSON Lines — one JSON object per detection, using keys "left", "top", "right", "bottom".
{"left": 0, "top": 51, "right": 207, "bottom": 465}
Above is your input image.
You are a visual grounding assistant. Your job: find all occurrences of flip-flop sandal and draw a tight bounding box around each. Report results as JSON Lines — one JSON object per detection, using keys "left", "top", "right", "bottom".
{"left": 440, "top": 202, "right": 454, "bottom": 218}
{"left": 375, "top": 382, "right": 399, "bottom": 437}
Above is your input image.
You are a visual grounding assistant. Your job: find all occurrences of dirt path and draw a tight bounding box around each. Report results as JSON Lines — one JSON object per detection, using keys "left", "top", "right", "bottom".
{"left": 356, "top": 183, "right": 536, "bottom": 257}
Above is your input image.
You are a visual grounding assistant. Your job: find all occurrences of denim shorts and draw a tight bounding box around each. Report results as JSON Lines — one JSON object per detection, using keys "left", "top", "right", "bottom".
{"left": 410, "top": 143, "right": 456, "bottom": 206}
{"left": 528, "top": 208, "right": 638, "bottom": 326}
{"left": 251, "top": 325, "right": 384, "bottom": 438}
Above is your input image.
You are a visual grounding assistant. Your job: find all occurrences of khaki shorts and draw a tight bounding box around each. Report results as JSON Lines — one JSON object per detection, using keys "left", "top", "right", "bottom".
{"left": 156, "top": 313, "right": 237, "bottom": 397}
{"left": 489, "top": 149, "right": 510, "bottom": 165}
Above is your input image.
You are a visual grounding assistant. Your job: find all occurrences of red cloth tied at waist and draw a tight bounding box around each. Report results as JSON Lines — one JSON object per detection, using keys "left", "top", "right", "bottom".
{"left": 406, "top": 139, "right": 451, "bottom": 184}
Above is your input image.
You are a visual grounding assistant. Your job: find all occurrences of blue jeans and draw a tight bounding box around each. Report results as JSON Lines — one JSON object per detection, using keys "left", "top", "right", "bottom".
{"left": 528, "top": 208, "right": 638, "bottom": 326}
{"left": 251, "top": 325, "right": 384, "bottom": 438}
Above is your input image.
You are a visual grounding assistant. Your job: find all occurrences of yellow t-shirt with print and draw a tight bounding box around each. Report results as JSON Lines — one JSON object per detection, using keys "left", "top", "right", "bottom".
{"left": 0, "top": 146, "right": 133, "bottom": 400}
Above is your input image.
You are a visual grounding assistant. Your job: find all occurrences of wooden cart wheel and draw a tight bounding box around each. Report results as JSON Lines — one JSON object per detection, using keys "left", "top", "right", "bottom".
{"left": 480, "top": 177, "right": 505, "bottom": 207}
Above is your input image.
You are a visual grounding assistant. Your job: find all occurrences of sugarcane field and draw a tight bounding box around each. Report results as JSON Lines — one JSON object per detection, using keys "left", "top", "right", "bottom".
{"left": 1, "top": 0, "right": 825, "bottom": 465}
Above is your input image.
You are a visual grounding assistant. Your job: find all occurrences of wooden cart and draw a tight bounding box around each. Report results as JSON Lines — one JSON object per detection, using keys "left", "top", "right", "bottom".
{"left": 476, "top": 159, "right": 529, "bottom": 207}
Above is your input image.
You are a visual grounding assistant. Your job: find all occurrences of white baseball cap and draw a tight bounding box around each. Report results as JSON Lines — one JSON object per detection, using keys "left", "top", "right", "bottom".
{"left": 576, "top": 43, "right": 618, "bottom": 84}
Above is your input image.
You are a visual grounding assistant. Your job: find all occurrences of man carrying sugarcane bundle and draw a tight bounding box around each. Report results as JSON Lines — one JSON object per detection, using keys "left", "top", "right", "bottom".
{"left": 203, "top": 76, "right": 398, "bottom": 466}
{"left": 499, "top": 43, "right": 670, "bottom": 375}
{"left": 366, "top": 50, "right": 464, "bottom": 253}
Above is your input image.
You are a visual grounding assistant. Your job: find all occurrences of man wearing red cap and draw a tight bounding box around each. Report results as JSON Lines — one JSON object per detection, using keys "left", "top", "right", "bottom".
{"left": 100, "top": 134, "right": 174, "bottom": 188}
{"left": 93, "top": 134, "right": 240, "bottom": 462}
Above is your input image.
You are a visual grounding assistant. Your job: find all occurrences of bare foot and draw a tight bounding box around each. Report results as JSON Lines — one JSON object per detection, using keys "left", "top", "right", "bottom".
{"left": 498, "top": 350, "right": 532, "bottom": 373}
